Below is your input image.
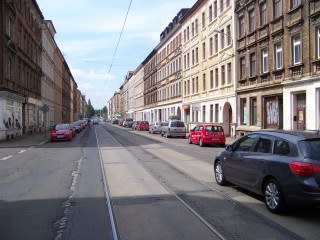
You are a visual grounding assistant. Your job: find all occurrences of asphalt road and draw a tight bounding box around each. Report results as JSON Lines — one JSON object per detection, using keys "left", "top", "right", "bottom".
{"left": 0, "top": 126, "right": 113, "bottom": 240}
{"left": 1, "top": 122, "right": 319, "bottom": 240}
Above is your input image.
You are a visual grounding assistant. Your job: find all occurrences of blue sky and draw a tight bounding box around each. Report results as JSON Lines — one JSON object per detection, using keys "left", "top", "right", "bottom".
{"left": 37, "top": 0, "right": 196, "bottom": 110}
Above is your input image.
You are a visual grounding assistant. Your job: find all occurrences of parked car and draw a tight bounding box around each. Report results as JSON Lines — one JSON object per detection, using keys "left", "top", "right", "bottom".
{"left": 161, "top": 120, "right": 186, "bottom": 138}
{"left": 137, "top": 121, "right": 149, "bottom": 131}
{"left": 132, "top": 121, "right": 140, "bottom": 130}
{"left": 72, "top": 121, "right": 83, "bottom": 133}
{"left": 50, "top": 123, "right": 73, "bottom": 142}
{"left": 82, "top": 118, "right": 89, "bottom": 125}
{"left": 149, "top": 122, "right": 162, "bottom": 134}
{"left": 118, "top": 119, "right": 124, "bottom": 126}
{"left": 112, "top": 119, "right": 119, "bottom": 124}
{"left": 214, "top": 130, "right": 320, "bottom": 214}
{"left": 123, "top": 118, "right": 133, "bottom": 127}
{"left": 188, "top": 124, "right": 225, "bottom": 147}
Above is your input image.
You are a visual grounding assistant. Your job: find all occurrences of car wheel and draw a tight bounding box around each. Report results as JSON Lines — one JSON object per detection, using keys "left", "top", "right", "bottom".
{"left": 188, "top": 137, "right": 192, "bottom": 144}
{"left": 199, "top": 138, "right": 204, "bottom": 147}
{"left": 165, "top": 132, "right": 169, "bottom": 138}
{"left": 215, "top": 161, "right": 227, "bottom": 186}
{"left": 264, "top": 179, "right": 285, "bottom": 214}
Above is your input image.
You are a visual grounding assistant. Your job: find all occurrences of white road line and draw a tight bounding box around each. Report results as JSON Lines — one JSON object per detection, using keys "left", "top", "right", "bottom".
{"left": 18, "top": 150, "right": 26, "bottom": 153}
{"left": 0, "top": 155, "right": 13, "bottom": 161}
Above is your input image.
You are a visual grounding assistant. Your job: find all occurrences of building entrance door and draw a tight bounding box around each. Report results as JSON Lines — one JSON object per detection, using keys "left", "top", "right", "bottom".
{"left": 297, "top": 107, "right": 306, "bottom": 130}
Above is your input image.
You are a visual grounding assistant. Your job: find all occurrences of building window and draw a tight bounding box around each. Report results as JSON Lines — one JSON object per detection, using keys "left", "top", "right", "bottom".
{"left": 187, "top": 80, "right": 190, "bottom": 95}
{"left": 274, "top": 0, "right": 282, "bottom": 18}
{"left": 293, "top": 36, "right": 301, "bottom": 65}
{"left": 187, "top": 53, "right": 190, "bottom": 68}
{"left": 196, "top": 77, "right": 199, "bottom": 93}
{"left": 192, "top": 50, "right": 195, "bottom": 65}
{"left": 239, "top": 16, "right": 245, "bottom": 38}
{"left": 317, "top": 27, "right": 320, "bottom": 59}
{"left": 210, "top": 37, "right": 213, "bottom": 55}
{"left": 210, "top": 70, "right": 214, "bottom": 89}
{"left": 227, "top": 63, "right": 232, "bottom": 84}
{"left": 261, "top": 2, "right": 267, "bottom": 26}
{"left": 202, "top": 12, "right": 206, "bottom": 29}
{"left": 221, "top": 65, "right": 225, "bottom": 86}
{"left": 262, "top": 49, "right": 268, "bottom": 73}
{"left": 192, "top": 78, "right": 195, "bottom": 94}
{"left": 214, "top": 34, "right": 218, "bottom": 53}
{"left": 215, "top": 104, "right": 219, "bottom": 123}
{"left": 241, "top": 98, "right": 247, "bottom": 125}
{"left": 209, "top": 5, "right": 213, "bottom": 22}
{"left": 195, "top": 47, "right": 199, "bottom": 64}
{"left": 202, "top": 105, "right": 206, "bottom": 122}
{"left": 210, "top": 104, "right": 214, "bottom": 122}
{"left": 292, "top": 0, "right": 301, "bottom": 8}
{"left": 250, "top": 53, "right": 256, "bottom": 76}
{"left": 203, "top": 73, "right": 206, "bottom": 91}
{"left": 275, "top": 43, "right": 283, "bottom": 69}
{"left": 240, "top": 57, "right": 245, "bottom": 79}
{"left": 6, "top": 58, "right": 12, "bottom": 79}
{"left": 220, "top": 0, "right": 224, "bottom": 13}
{"left": 214, "top": 1, "right": 217, "bottom": 19}
{"left": 221, "top": 29, "right": 225, "bottom": 49}
{"left": 215, "top": 68, "right": 219, "bottom": 88}
{"left": 202, "top": 42, "right": 206, "bottom": 60}
{"left": 195, "top": 19, "right": 198, "bottom": 35}
{"left": 226, "top": 25, "right": 231, "bottom": 45}
{"left": 192, "top": 22, "right": 195, "bottom": 37}
{"left": 249, "top": 10, "right": 255, "bottom": 32}
{"left": 251, "top": 98, "right": 257, "bottom": 125}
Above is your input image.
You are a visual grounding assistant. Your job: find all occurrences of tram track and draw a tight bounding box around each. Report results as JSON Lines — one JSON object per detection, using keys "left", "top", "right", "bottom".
{"left": 100, "top": 124, "right": 303, "bottom": 240}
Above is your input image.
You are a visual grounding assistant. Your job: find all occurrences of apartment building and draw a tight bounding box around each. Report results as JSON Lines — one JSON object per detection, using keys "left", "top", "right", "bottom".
{"left": 181, "top": 0, "right": 236, "bottom": 136}
{"left": 53, "top": 47, "right": 64, "bottom": 125}
{"left": 235, "top": 0, "right": 320, "bottom": 135}
{"left": 41, "top": 20, "right": 56, "bottom": 128}
{"left": 132, "top": 64, "right": 144, "bottom": 121}
{"left": 153, "top": 9, "right": 189, "bottom": 123}
{"left": 143, "top": 50, "right": 157, "bottom": 122}
{"left": 1, "top": 0, "right": 44, "bottom": 140}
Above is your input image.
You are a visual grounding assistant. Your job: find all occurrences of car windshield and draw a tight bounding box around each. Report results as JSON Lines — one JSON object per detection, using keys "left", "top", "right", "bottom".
{"left": 206, "top": 125, "right": 223, "bottom": 132}
{"left": 298, "top": 139, "right": 320, "bottom": 161}
{"left": 171, "top": 121, "right": 185, "bottom": 127}
{"left": 55, "top": 124, "right": 69, "bottom": 130}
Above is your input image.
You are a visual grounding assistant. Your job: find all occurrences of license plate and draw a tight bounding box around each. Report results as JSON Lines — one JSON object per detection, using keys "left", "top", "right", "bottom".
{"left": 57, "top": 135, "right": 64, "bottom": 138}
{"left": 212, "top": 138, "right": 219, "bottom": 141}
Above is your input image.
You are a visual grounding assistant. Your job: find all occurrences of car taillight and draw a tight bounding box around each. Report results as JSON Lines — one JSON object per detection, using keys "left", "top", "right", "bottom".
{"left": 51, "top": 130, "right": 57, "bottom": 133}
{"left": 289, "top": 161, "right": 320, "bottom": 176}
{"left": 205, "top": 131, "right": 208, "bottom": 136}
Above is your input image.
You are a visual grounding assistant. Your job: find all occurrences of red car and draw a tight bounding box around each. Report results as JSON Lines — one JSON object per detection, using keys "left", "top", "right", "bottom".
{"left": 188, "top": 124, "right": 225, "bottom": 147}
{"left": 137, "top": 121, "right": 149, "bottom": 131}
{"left": 50, "top": 123, "right": 73, "bottom": 142}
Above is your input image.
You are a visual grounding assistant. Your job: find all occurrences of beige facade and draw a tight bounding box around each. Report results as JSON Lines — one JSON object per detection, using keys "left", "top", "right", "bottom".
{"left": 181, "top": 0, "right": 236, "bottom": 136}
{"left": 154, "top": 10, "right": 186, "bottom": 123}
{"left": 53, "top": 47, "right": 64, "bottom": 125}
{"left": 132, "top": 65, "right": 144, "bottom": 121}
{"left": 41, "top": 20, "right": 56, "bottom": 128}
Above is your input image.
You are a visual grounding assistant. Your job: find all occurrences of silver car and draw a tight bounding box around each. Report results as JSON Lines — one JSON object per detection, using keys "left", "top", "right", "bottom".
{"left": 161, "top": 120, "right": 186, "bottom": 138}
{"left": 149, "top": 122, "right": 162, "bottom": 134}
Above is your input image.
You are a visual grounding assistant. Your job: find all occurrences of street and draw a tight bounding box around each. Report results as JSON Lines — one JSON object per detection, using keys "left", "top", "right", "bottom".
{"left": 0, "top": 122, "right": 319, "bottom": 240}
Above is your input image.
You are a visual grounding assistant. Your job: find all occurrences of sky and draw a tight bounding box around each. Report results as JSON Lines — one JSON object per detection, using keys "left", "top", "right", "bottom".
{"left": 36, "top": 0, "right": 197, "bottom": 110}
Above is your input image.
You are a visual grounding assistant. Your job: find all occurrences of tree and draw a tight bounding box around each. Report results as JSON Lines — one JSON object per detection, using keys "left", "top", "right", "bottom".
{"left": 85, "top": 99, "right": 95, "bottom": 118}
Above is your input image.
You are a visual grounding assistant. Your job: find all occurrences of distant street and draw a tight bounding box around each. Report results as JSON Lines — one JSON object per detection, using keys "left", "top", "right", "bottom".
{"left": 0, "top": 122, "right": 319, "bottom": 240}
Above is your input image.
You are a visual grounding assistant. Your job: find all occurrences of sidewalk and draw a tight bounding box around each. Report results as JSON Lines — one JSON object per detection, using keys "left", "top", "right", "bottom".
{"left": 0, "top": 131, "right": 50, "bottom": 148}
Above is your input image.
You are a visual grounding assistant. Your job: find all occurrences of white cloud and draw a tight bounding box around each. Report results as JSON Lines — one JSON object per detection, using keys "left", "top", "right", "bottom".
{"left": 37, "top": 0, "right": 196, "bottom": 109}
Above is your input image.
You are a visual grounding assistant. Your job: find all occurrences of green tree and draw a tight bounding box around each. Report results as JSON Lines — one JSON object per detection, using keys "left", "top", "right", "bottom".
{"left": 86, "top": 99, "right": 95, "bottom": 118}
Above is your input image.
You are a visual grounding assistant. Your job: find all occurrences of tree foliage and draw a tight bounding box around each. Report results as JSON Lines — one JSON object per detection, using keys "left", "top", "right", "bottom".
{"left": 85, "top": 99, "right": 95, "bottom": 118}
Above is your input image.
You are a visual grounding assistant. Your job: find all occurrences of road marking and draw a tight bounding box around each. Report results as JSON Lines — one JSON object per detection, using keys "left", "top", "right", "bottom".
{"left": 0, "top": 155, "right": 13, "bottom": 161}
{"left": 18, "top": 150, "right": 26, "bottom": 153}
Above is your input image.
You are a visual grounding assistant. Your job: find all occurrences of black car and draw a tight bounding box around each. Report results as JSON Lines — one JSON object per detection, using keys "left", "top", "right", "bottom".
{"left": 214, "top": 130, "right": 320, "bottom": 213}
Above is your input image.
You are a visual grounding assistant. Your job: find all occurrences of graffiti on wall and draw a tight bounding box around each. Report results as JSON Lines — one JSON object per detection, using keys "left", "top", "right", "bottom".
{"left": 3, "top": 110, "right": 22, "bottom": 138}
{"left": 266, "top": 99, "right": 279, "bottom": 127}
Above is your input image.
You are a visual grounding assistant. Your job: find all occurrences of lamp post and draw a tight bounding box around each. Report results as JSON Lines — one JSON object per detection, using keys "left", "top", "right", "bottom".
{"left": 212, "top": 27, "right": 237, "bottom": 138}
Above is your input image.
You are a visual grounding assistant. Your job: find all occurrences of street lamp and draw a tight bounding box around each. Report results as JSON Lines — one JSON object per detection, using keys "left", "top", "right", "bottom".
{"left": 212, "top": 27, "right": 234, "bottom": 57}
